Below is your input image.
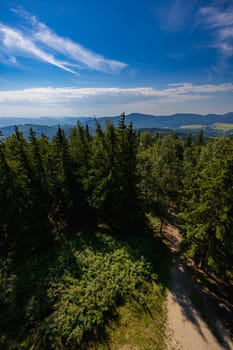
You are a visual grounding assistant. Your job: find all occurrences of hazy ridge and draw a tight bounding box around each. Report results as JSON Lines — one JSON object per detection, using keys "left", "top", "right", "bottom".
{"left": 1, "top": 112, "right": 233, "bottom": 138}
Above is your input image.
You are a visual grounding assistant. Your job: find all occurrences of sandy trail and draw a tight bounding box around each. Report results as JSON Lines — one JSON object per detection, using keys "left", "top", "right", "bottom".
{"left": 165, "top": 224, "right": 233, "bottom": 350}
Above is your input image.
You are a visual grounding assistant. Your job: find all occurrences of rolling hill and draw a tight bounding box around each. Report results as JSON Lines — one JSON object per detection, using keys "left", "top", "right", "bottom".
{"left": 1, "top": 112, "right": 233, "bottom": 138}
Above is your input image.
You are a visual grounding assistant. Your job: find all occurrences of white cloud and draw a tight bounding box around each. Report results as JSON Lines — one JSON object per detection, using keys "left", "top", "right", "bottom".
{"left": 0, "top": 83, "right": 232, "bottom": 117}
{"left": 200, "top": 5, "right": 233, "bottom": 57}
{"left": 200, "top": 6, "right": 233, "bottom": 29}
{"left": 220, "top": 27, "right": 233, "bottom": 39}
{"left": 33, "top": 23, "right": 126, "bottom": 73}
{"left": 8, "top": 55, "right": 17, "bottom": 64}
{"left": 0, "top": 23, "right": 77, "bottom": 74}
{"left": 11, "top": 7, "right": 37, "bottom": 25}
{"left": 0, "top": 7, "right": 127, "bottom": 75}
{"left": 0, "top": 83, "right": 232, "bottom": 105}
{"left": 166, "top": 82, "right": 233, "bottom": 94}
{"left": 213, "top": 42, "right": 233, "bottom": 56}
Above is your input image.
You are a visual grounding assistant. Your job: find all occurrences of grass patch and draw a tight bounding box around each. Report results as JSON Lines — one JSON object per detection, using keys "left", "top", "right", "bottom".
{"left": 0, "top": 230, "right": 170, "bottom": 350}
{"left": 102, "top": 286, "right": 166, "bottom": 350}
{"left": 211, "top": 123, "right": 233, "bottom": 131}
{"left": 180, "top": 124, "right": 204, "bottom": 129}
{"left": 146, "top": 213, "right": 161, "bottom": 232}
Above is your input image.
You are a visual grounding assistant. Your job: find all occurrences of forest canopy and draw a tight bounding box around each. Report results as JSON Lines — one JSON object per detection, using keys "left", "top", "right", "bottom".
{"left": 0, "top": 116, "right": 232, "bottom": 275}
{"left": 0, "top": 114, "right": 232, "bottom": 349}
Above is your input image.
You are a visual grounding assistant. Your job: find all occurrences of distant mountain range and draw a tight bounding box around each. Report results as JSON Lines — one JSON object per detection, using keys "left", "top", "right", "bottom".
{"left": 1, "top": 112, "right": 233, "bottom": 139}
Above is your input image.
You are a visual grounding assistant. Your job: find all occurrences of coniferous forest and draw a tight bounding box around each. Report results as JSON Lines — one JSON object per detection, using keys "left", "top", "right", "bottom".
{"left": 0, "top": 114, "right": 232, "bottom": 349}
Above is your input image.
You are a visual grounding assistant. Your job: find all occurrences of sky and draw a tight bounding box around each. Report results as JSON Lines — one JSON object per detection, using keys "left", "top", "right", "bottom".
{"left": 0, "top": 0, "right": 233, "bottom": 117}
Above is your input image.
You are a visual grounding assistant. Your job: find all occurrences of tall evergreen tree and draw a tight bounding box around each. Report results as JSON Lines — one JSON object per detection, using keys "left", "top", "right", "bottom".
{"left": 0, "top": 140, "right": 15, "bottom": 254}
{"left": 180, "top": 137, "right": 233, "bottom": 275}
{"left": 86, "top": 120, "right": 110, "bottom": 223}
{"left": 116, "top": 119, "right": 140, "bottom": 232}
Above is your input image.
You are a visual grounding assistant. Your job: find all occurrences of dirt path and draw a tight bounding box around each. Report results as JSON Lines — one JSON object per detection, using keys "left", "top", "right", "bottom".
{"left": 164, "top": 224, "right": 233, "bottom": 350}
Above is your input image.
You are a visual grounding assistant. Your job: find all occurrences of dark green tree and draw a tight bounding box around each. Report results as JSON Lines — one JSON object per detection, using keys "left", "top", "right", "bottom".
{"left": 180, "top": 137, "right": 233, "bottom": 275}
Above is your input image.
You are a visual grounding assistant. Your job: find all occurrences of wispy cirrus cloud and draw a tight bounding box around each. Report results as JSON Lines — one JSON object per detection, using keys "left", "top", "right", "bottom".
{"left": 200, "top": 6, "right": 233, "bottom": 29}
{"left": 166, "top": 82, "right": 233, "bottom": 94}
{"left": 0, "top": 7, "right": 127, "bottom": 75}
{"left": 200, "top": 4, "right": 233, "bottom": 57}
{"left": 153, "top": 0, "right": 198, "bottom": 31}
{"left": 34, "top": 23, "right": 126, "bottom": 73}
{"left": 0, "top": 23, "right": 77, "bottom": 74}
{"left": 154, "top": 1, "right": 233, "bottom": 69}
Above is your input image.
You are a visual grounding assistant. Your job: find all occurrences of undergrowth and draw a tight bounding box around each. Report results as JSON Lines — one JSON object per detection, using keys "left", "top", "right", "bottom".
{"left": 0, "top": 231, "right": 169, "bottom": 349}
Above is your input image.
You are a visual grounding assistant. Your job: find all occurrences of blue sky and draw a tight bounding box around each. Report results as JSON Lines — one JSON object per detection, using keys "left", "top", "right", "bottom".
{"left": 0, "top": 0, "right": 233, "bottom": 117}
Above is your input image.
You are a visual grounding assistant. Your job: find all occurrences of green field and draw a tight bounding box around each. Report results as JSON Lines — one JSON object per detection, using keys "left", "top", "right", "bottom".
{"left": 180, "top": 124, "right": 204, "bottom": 129}
{"left": 212, "top": 123, "right": 233, "bottom": 131}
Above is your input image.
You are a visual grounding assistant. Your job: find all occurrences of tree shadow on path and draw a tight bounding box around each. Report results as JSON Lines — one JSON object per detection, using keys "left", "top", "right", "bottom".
{"left": 164, "top": 224, "right": 233, "bottom": 350}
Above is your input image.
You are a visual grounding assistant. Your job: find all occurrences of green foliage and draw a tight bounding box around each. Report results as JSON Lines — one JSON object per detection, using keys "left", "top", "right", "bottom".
{"left": 138, "top": 134, "right": 184, "bottom": 220}
{"left": 0, "top": 117, "right": 143, "bottom": 258}
{"left": 0, "top": 232, "right": 165, "bottom": 349}
{"left": 138, "top": 130, "right": 233, "bottom": 278}
{"left": 1, "top": 115, "right": 233, "bottom": 349}
{"left": 86, "top": 116, "right": 141, "bottom": 232}
{"left": 179, "top": 137, "right": 233, "bottom": 275}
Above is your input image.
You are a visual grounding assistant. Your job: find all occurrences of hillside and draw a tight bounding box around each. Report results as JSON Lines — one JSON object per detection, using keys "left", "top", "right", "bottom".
{"left": 1, "top": 112, "right": 233, "bottom": 138}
